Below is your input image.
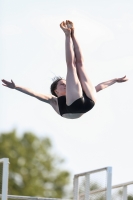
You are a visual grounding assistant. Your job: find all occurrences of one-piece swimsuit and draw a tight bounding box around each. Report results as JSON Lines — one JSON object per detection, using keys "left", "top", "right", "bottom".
{"left": 57, "top": 92, "right": 95, "bottom": 116}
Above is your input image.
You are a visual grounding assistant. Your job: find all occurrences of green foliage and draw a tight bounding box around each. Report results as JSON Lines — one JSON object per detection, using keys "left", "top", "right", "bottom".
{"left": 128, "top": 195, "right": 133, "bottom": 200}
{"left": 0, "top": 130, "right": 70, "bottom": 198}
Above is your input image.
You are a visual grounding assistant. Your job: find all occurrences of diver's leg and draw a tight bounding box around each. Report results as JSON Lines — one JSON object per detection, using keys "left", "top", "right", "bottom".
{"left": 60, "top": 21, "right": 82, "bottom": 105}
{"left": 66, "top": 20, "right": 97, "bottom": 102}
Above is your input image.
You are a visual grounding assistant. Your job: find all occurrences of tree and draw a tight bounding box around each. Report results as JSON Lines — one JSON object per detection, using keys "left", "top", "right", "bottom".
{"left": 128, "top": 195, "right": 133, "bottom": 200}
{"left": 0, "top": 130, "right": 71, "bottom": 198}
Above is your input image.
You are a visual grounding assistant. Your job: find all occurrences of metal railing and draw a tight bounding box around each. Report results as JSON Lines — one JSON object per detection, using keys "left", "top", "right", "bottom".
{"left": 112, "top": 181, "right": 133, "bottom": 200}
{"left": 73, "top": 167, "right": 112, "bottom": 200}
{"left": 0, "top": 157, "right": 132, "bottom": 200}
{"left": 0, "top": 158, "right": 9, "bottom": 200}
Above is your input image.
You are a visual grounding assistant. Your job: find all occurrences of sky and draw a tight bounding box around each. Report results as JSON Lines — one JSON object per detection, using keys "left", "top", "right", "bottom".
{"left": 0, "top": 0, "right": 133, "bottom": 194}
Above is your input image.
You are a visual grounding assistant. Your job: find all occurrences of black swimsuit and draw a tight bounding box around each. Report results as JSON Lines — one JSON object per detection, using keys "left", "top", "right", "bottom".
{"left": 57, "top": 92, "right": 95, "bottom": 116}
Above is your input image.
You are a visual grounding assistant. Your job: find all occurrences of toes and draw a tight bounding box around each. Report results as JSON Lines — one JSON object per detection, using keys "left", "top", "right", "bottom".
{"left": 60, "top": 21, "right": 71, "bottom": 34}
{"left": 60, "top": 21, "right": 63, "bottom": 28}
{"left": 66, "top": 20, "right": 74, "bottom": 29}
{"left": 60, "top": 21, "right": 66, "bottom": 29}
{"left": 68, "top": 20, "right": 72, "bottom": 24}
{"left": 66, "top": 20, "right": 70, "bottom": 28}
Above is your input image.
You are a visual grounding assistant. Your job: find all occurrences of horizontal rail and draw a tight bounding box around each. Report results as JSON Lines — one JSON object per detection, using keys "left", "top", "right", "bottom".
{"left": 112, "top": 181, "right": 133, "bottom": 189}
{"left": 79, "top": 181, "right": 133, "bottom": 196}
{"left": 0, "top": 195, "right": 71, "bottom": 200}
{"left": 74, "top": 167, "right": 110, "bottom": 177}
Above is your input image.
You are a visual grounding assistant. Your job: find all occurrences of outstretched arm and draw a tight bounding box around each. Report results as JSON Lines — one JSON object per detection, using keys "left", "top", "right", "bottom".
{"left": 95, "top": 76, "right": 128, "bottom": 92}
{"left": 1, "top": 79, "right": 54, "bottom": 104}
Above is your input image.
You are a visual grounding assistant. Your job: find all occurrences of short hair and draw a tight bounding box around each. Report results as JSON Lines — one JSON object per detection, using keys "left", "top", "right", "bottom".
{"left": 50, "top": 76, "right": 64, "bottom": 97}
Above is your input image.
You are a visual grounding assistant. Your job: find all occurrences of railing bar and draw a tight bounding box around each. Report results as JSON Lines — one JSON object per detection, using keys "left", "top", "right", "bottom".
{"left": 74, "top": 167, "right": 108, "bottom": 177}
{"left": 73, "top": 176, "right": 79, "bottom": 200}
{"left": 123, "top": 186, "right": 127, "bottom": 200}
{"left": 2, "top": 158, "right": 9, "bottom": 200}
{"left": 6, "top": 195, "right": 71, "bottom": 200}
{"left": 112, "top": 181, "right": 133, "bottom": 188}
{"left": 106, "top": 167, "right": 112, "bottom": 200}
{"left": 78, "top": 181, "right": 133, "bottom": 195}
{"left": 85, "top": 174, "right": 90, "bottom": 200}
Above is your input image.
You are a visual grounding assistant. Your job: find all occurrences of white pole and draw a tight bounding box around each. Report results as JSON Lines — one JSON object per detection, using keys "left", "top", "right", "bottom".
{"left": 106, "top": 167, "right": 112, "bottom": 200}
{"left": 85, "top": 173, "right": 90, "bottom": 200}
{"left": 73, "top": 176, "right": 79, "bottom": 200}
{"left": 123, "top": 186, "right": 127, "bottom": 200}
{"left": 2, "top": 158, "right": 9, "bottom": 200}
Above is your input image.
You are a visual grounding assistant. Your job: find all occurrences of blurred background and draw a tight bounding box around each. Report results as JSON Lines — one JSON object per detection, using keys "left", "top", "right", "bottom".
{"left": 0, "top": 0, "right": 133, "bottom": 198}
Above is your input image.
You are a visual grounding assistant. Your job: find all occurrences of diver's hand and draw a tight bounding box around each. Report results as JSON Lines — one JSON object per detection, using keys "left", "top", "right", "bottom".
{"left": 116, "top": 76, "right": 128, "bottom": 83}
{"left": 1, "top": 79, "right": 16, "bottom": 89}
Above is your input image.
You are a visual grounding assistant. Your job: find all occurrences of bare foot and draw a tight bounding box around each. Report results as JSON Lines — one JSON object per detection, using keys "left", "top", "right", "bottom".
{"left": 60, "top": 21, "right": 71, "bottom": 36}
{"left": 66, "top": 20, "right": 74, "bottom": 34}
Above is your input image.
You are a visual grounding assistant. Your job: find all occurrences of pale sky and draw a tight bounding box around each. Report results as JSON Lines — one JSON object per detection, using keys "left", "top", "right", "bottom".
{"left": 0, "top": 0, "right": 133, "bottom": 193}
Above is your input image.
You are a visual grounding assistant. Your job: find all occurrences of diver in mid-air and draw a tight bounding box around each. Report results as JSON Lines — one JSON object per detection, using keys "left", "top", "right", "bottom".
{"left": 2, "top": 20, "right": 128, "bottom": 119}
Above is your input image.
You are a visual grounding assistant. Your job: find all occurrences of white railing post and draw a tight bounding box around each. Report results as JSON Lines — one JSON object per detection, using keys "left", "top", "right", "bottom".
{"left": 73, "top": 167, "right": 112, "bottom": 200}
{"left": 85, "top": 173, "right": 90, "bottom": 200}
{"left": 123, "top": 186, "right": 127, "bottom": 200}
{"left": 1, "top": 158, "right": 9, "bottom": 200}
{"left": 106, "top": 167, "right": 112, "bottom": 200}
{"left": 73, "top": 176, "right": 79, "bottom": 200}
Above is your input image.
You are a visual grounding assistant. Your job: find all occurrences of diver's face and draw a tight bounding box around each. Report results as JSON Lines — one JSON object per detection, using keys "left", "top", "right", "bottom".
{"left": 55, "top": 79, "right": 66, "bottom": 97}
